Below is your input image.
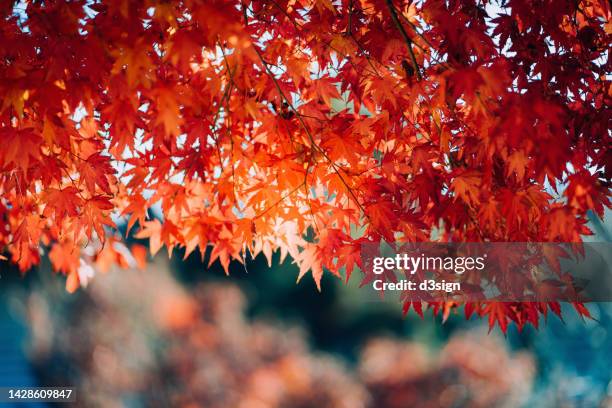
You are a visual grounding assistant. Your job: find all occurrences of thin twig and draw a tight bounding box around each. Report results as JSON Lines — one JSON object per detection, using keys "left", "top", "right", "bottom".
{"left": 385, "top": 0, "right": 422, "bottom": 81}
{"left": 249, "top": 37, "right": 367, "bottom": 215}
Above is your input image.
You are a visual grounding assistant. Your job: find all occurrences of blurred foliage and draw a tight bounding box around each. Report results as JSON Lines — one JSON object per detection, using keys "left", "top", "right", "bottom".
{"left": 13, "top": 261, "right": 536, "bottom": 408}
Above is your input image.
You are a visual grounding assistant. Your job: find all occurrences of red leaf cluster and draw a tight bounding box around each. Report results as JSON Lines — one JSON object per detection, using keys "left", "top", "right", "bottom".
{"left": 0, "top": 0, "right": 610, "bottom": 328}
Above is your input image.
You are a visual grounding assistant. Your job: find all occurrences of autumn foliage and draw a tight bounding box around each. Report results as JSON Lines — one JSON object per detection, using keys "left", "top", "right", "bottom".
{"left": 25, "top": 265, "right": 535, "bottom": 407}
{"left": 0, "top": 0, "right": 610, "bottom": 330}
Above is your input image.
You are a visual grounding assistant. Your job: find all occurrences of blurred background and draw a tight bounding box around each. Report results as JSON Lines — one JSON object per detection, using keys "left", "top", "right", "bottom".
{"left": 0, "top": 210, "right": 611, "bottom": 408}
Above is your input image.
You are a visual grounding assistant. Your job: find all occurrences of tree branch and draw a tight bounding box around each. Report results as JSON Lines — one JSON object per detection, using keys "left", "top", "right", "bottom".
{"left": 385, "top": 0, "right": 422, "bottom": 81}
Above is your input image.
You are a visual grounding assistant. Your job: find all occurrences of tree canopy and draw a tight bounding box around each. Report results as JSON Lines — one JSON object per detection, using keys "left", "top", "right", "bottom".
{"left": 0, "top": 0, "right": 610, "bottom": 331}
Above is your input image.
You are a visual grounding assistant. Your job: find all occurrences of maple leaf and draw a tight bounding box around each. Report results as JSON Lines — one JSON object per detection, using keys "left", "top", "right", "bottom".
{"left": 101, "top": 94, "right": 141, "bottom": 152}
{"left": 336, "top": 242, "right": 362, "bottom": 282}
{"left": 135, "top": 220, "right": 164, "bottom": 256}
{"left": 78, "top": 153, "right": 115, "bottom": 195}
{"left": 111, "top": 40, "right": 155, "bottom": 88}
{"left": 167, "top": 29, "right": 204, "bottom": 73}
{"left": 153, "top": 86, "right": 184, "bottom": 138}
{"left": 81, "top": 196, "right": 115, "bottom": 241}
{"left": 0, "top": 128, "right": 41, "bottom": 172}
{"left": 403, "top": 301, "right": 424, "bottom": 318}
{"left": 321, "top": 133, "right": 363, "bottom": 168}
{"left": 365, "top": 76, "right": 398, "bottom": 108}
{"left": 42, "top": 187, "right": 83, "bottom": 220}
{"left": 451, "top": 170, "right": 482, "bottom": 206}
{"left": 483, "top": 302, "right": 510, "bottom": 334}
{"left": 506, "top": 150, "right": 529, "bottom": 181}
{"left": 208, "top": 235, "right": 241, "bottom": 275}
{"left": 366, "top": 201, "right": 397, "bottom": 241}
{"left": 296, "top": 243, "right": 324, "bottom": 291}
{"left": 312, "top": 79, "right": 341, "bottom": 108}
{"left": 478, "top": 198, "right": 499, "bottom": 230}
